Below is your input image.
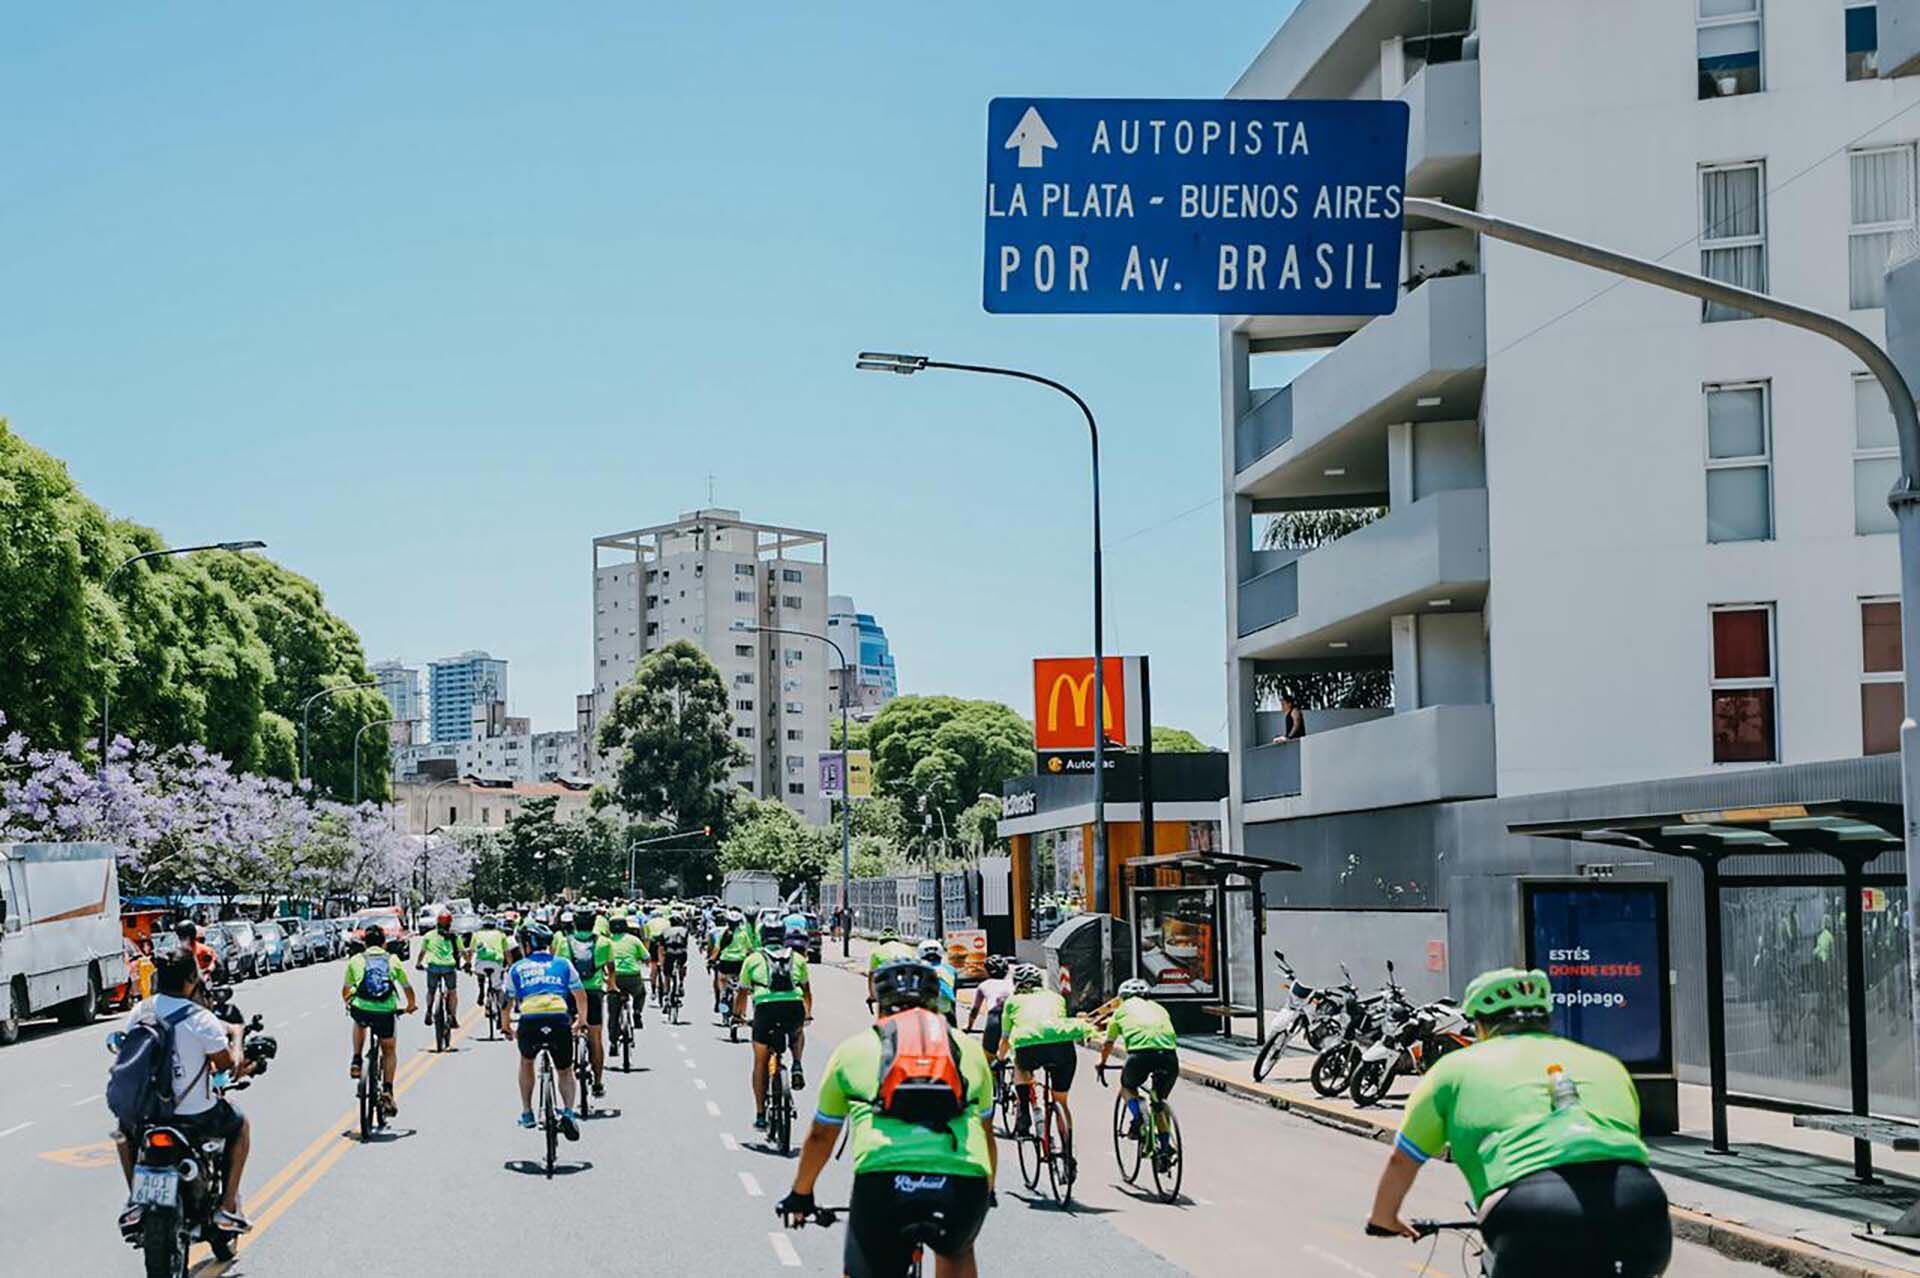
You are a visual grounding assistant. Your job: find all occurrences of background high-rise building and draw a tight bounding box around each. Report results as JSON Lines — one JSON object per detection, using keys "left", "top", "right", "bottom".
{"left": 427, "top": 650, "right": 508, "bottom": 743}
{"left": 370, "top": 660, "right": 424, "bottom": 742}
{"left": 825, "top": 594, "right": 898, "bottom": 722}
{"left": 590, "top": 509, "right": 829, "bottom": 822}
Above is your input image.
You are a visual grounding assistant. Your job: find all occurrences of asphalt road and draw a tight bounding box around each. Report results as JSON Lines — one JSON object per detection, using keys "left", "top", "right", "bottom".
{"left": 0, "top": 952, "right": 1773, "bottom": 1276}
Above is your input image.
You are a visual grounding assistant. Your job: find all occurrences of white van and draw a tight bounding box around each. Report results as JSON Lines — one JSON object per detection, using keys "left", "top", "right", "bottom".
{"left": 0, "top": 843, "right": 130, "bottom": 1044}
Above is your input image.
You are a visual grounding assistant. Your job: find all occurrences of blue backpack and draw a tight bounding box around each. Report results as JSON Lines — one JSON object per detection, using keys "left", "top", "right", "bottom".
{"left": 106, "top": 1004, "right": 197, "bottom": 1128}
{"left": 355, "top": 953, "right": 395, "bottom": 1002}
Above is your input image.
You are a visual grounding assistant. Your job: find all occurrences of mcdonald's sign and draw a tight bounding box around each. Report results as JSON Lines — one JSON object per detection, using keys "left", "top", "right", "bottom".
{"left": 1032, "top": 656, "right": 1142, "bottom": 751}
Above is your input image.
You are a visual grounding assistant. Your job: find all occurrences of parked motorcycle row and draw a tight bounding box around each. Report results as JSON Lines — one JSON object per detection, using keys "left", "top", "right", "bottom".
{"left": 1252, "top": 951, "right": 1476, "bottom": 1108}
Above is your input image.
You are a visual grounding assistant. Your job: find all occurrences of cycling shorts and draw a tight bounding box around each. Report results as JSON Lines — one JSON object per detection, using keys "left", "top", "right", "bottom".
{"left": 846, "top": 1171, "right": 989, "bottom": 1278}
{"left": 425, "top": 967, "right": 458, "bottom": 994}
{"left": 981, "top": 1005, "right": 1005, "bottom": 1057}
{"left": 752, "top": 1000, "right": 806, "bottom": 1052}
{"left": 349, "top": 1006, "right": 397, "bottom": 1040}
{"left": 582, "top": 989, "right": 605, "bottom": 1027}
{"left": 473, "top": 958, "right": 503, "bottom": 980}
{"left": 1480, "top": 1160, "right": 1670, "bottom": 1278}
{"left": 1014, "top": 1041, "right": 1078, "bottom": 1091}
{"left": 516, "top": 1014, "right": 575, "bottom": 1065}
{"left": 1120, "top": 1048, "right": 1179, "bottom": 1098}
{"left": 715, "top": 958, "right": 744, "bottom": 978}
{"left": 614, "top": 973, "right": 647, "bottom": 1006}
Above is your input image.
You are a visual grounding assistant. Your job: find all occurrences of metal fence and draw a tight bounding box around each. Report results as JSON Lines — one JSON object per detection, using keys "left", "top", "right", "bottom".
{"left": 819, "top": 870, "right": 978, "bottom": 938}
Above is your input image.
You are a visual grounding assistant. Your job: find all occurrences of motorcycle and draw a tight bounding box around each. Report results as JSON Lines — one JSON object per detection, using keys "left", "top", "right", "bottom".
{"left": 1252, "top": 952, "right": 1348, "bottom": 1083}
{"left": 114, "top": 987, "right": 278, "bottom": 1277}
{"left": 1348, "top": 963, "right": 1473, "bottom": 1108}
{"left": 1308, "top": 969, "right": 1398, "bottom": 1098}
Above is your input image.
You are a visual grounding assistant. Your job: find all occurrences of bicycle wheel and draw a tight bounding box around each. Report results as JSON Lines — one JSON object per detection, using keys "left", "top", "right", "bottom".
{"left": 1043, "top": 1100, "right": 1074, "bottom": 1205}
{"left": 1149, "top": 1102, "right": 1184, "bottom": 1202}
{"left": 1015, "top": 1113, "right": 1041, "bottom": 1189}
{"left": 1112, "top": 1088, "right": 1143, "bottom": 1184}
{"left": 621, "top": 1011, "right": 633, "bottom": 1072}
{"left": 541, "top": 1068, "right": 558, "bottom": 1178}
{"left": 772, "top": 1066, "right": 792, "bottom": 1156}
{"left": 357, "top": 1056, "right": 374, "bottom": 1141}
{"left": 1252, "top": 1023, "right": 1294, "bottom": 1082}
{"left": 993, "top": 1063, "right": 1016, "bottom": 1138}
{"left": 435, "top": 996, "right": 450, "bottom": 1053}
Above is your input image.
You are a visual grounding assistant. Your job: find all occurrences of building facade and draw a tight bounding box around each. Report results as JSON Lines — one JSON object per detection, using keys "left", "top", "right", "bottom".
{"left": 590, "top": 509, "right": 831, "bottom": 822}
{"left": 426, "top": 650, "right": 508, "bottom": 743}
{"left": 1220, "top": 0, "right": 1914, "bottom": 1109}
{"left": 370, "top": 661, "right": 424, "bottom": 741}
{"left": 825, "top": 594, "right": 899, "bottom": 721}
{"left": 391, "top": 776, "right": 594, "bottom": 836}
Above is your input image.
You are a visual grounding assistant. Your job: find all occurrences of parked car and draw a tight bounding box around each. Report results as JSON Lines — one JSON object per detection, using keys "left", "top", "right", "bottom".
{"left": 302, "top": 919, "right": 335, "bottom": 962}
{"left": 220, "top": 920, "right": 263, "bottom": 980}
{"left": 200, "top": 925, "right": 237, "bottom": 983}
{"left": 348, "top": 906, "right": 410, "bottom": 959}
{"left": 257, "top": 921, "right": 292, "bottom": 972}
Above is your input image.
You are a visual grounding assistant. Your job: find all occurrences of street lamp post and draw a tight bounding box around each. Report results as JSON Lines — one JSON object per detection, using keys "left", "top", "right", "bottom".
{"left": 856, "top": 352, "right": 1111, "bottom": 913}
{"left": 299, "top": 680, "right": 382, "bottom": 784}
{"left": 734, "top": 619, "right": 855, "bottom": 956}
{"left": 352, "top": 718, "right": 401, "bottom": 805}
{"left": 98, "top": 540, "right": 267, "bottom": 767}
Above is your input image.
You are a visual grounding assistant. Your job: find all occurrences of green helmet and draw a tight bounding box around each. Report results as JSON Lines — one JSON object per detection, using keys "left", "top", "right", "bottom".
{"left": 1461, "top": 967, "right": 1554, "bottom": 1020}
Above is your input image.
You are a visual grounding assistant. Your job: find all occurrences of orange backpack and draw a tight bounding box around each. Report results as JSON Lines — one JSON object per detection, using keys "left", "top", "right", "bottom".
{"left": 872, "top": 1007, "right": 969, "bottom": 1136}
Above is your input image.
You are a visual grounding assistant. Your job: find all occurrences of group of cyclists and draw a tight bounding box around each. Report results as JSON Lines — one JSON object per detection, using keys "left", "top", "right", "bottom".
{"left": 330, "top": 896, "right": 1671, "bottom": 1277}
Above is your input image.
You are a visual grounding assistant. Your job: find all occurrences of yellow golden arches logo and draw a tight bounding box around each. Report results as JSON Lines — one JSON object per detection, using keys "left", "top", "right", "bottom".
{"left": 1044, "top": 671, "right": 1115, "bottom": 735}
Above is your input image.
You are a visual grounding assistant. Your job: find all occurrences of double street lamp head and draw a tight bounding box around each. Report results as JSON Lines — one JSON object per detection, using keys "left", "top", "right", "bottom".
{"left": 218, "top": 540, "right": 268, "bottom": 552}
{"left": 730, "top": 619, "right": 760, "bottom": 633}
{"left": 855, "top": 351, "right": 929, "bottom": 375}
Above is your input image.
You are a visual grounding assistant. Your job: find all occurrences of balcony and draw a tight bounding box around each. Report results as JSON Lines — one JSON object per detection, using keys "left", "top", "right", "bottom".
{"left": 1242, "top": 704, "right": 1495, "bottom": 816}
{"left": 1236, "top": 487, "right": 1489, "bottom": 657}
{"left": 1235, "top": 274, "right": 1485, "bottom": 502}
{"left": 1885, "top": 0, "right": 1920, "bottom": 76}
{"left": 1402, "top": 60, "right": 1480, "bottom": 207}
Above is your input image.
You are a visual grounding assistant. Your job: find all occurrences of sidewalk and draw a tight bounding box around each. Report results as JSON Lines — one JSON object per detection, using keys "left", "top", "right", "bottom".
{"left": 827, "top": 934, "right": 1920, "bottom": 1278}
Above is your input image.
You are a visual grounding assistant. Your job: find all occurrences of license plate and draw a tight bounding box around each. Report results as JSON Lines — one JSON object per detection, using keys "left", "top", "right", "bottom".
{"left": 132, "top": 1167, "right": 179, "bottom": 1208}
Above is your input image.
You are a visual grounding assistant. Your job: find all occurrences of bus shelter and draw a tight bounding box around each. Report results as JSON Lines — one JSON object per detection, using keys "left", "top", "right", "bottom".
{"left": 1127, "top": 850, "right": 1298, "bottom": 1040}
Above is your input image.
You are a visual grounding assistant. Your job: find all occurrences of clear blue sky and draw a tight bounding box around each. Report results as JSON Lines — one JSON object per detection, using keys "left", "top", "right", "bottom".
{"left": 2, "top": 3, "right": 1298, "bottom": 745}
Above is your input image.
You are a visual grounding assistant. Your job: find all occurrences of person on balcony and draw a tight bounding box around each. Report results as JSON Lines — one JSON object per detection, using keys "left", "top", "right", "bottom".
{"left": 1271, "top": 692, "right": 1307, "bottom": 743}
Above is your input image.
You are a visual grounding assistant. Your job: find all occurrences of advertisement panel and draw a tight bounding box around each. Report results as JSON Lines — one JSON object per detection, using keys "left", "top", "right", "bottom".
{"left": 1131, "top": 885, "right": 1217, "bottom": 999}
{"left": 818, "top": 749, "right": 873, "bottom": 800}
{"left": 1522, "top": 881, "right": 1672, "bottom": 1072}
{"left": 1033, "top": 657, "right": 1127, "bottom": 751}
{"left": 945, "top": 928, "right": 989, "bottom": 984}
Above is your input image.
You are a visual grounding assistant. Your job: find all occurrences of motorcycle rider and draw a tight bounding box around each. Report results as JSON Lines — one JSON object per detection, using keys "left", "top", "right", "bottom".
{"left": 114, "top": 952, "right": 254, "bottom": 1234}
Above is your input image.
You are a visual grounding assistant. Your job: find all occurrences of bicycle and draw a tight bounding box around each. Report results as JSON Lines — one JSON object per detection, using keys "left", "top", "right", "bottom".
{"left": 719, "top": 976, "right": 743, "bottom": 1042}
{"left": 1366, "top": 1217, "right": 1482, "bottom": 1276}
{"left": 532, "top": 1047, "right": 562, "bottom": 1178}
{"left": 610, "top": 987, "right": 636, "bottom": 1073}
{"left": 660, "top": 961, "right": 685, "bottom": 1025}
{"left": 1101, "top": 1063, "right": 1183, "bottom": 1203}
{"left": 764, "top": 1044, "right": 795, "bottom": 1156}
{"left": 425, "top": 976, "right": 454, "bottom": 1053}
{"left": 989, "top": 1053, "right": 1016, "bottom": 1139}
{"left": 782, "top": 1203, "right": 926, "bottom": 1278}
{"left": 355, "top": 1010, "right": 406, "bottom": 1141}
{"left": 478, "top": 968, "right": 503, "bottom": 1041}
{"left": 574, "top": 1022, "right": 598, "bottom": 1117}
{"left": 1013, "top": 1065, "right": 1075, "bottom": 1205}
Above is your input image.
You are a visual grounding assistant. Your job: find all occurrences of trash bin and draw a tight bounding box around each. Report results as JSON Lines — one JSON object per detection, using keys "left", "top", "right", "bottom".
{"left": 1042, "top": 913, "right": 1134, "bottom": 1016}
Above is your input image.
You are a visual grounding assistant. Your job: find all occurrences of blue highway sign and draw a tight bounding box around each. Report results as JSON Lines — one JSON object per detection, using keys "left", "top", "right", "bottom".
{"left": 983, "top": 97, "right": 1409, "bottom": 316}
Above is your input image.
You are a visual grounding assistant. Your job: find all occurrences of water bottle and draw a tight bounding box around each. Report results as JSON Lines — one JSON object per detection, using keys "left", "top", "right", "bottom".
{"left": 1547, "top": 1063, "right": 1581, "bottom": 1111}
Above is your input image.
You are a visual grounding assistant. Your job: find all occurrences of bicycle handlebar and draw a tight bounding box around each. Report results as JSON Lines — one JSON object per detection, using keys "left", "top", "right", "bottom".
{"left": 1367, "top": 1219, "right": 1479, "bottom": 1240}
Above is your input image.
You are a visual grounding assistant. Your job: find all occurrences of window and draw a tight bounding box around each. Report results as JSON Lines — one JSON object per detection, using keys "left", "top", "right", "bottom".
{"left": 480, "top": 808, "right": 490, "bottom": 825}
{"left": 782, "top": 595, "right": 803, "bottom": 610}
{"left": 1704, "top": 382, "right": 1773, "bottom": 541}
{"left": 782, "top": 568, "right": 803, "bottom": 583}
{"left": 735, "top": 699, "right": 754, "bottom": 712}
{"left": 1700, "top": 162, "right": 1767, "bottom": 318}
{"left": 787, "top": 729, "right": 804, "bottom": 741}
{"left": 788, "top": 782, "right": 806, "bottom": 796}
{"left": 1710, "top": 605, "right": 1777, "bottom": 762}
{"left": 735, "top": 563, "right": 754, "bottom": 576}
{"left": 1848, "top": 4, "right": 1879, "bottom": 80}
{"left": 786, "top": 754, "right": 805, "bottom": 770}
{"left": 734, "top": 643, "right": 754, "bottom": 657}
{"left": 734, "top": 672, "right": 754, "bottom": 685}
{"left": 1862, "top": 598, "right": 1903, "bottom": 754}
{"left": 786, "top": 700, "right": 804, "bottom": 715}
{"left": 1698, "top": 0, "right": 1762, "bottom": 98}
{"left": 783, "top": 647, "right": 804, "bottom": 664}
{"left": 734, "top": 590, "right": 754, "bottom": 604}
{"left": 1855, "top": 374, "right": 1900, "bottom": 534}
{"left": 736, "top": 726, "right": 755, "bottom": 740}
{"left": 1849, "top": 145, "right": 1915, "bottom": 308}
{"left": 646, "top": 595, "right": 658, "bottom": 607}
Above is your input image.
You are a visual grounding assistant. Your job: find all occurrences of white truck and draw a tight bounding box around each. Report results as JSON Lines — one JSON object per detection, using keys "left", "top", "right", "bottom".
{"left": 0, "top": 843, "right": 129, "bottom": 1044}
{"left": 721, "top": 870, "right": 784, "bottom": 914}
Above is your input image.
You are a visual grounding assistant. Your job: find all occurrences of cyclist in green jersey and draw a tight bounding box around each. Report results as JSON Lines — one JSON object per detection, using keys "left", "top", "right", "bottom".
{"left": 779, "top": 959, "right": 996, "bottom": 1278}
{"left": 342, "top": 925, "right": 417, "bottom": 1116}
{"left": 866, "top": 927, "right": 915, "bottom": 1009}
{"left": 735, "top": 923, "right": 814, "bottom": 1129}
{"left": 607, "top": 913, "right": 650, "bottom": 1034}
{"left": 1097, "top": 977, "right": 1179, "bottom": 1154}
{"left": 470, "top": 917, "right": 511, "bottom": 1009}
{"left": 1367, "top": 967, "right": 1669, "bottom": 1277}
{"left": 1001, "top": 963, "right": 1087, "bottom": 1142}
{"left": 712, "top": 909, "right": 757, "bottom": 1012}
{"left": 555, "top": 910, "right": 615, "bottom": 1098}
{"left": 414, "top": 910, "right": 470, "bottom": 1028}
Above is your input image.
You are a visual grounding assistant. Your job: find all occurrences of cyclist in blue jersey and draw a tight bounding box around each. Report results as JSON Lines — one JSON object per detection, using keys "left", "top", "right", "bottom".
{"left": 501, "top": 921, "right": 587, "bottom": 1140}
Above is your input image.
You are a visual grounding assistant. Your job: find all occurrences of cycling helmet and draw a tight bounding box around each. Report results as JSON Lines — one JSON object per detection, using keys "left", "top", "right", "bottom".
{"left": 482, "top": 917, "right": 498, "bottom": 930}
{"left": 784, "top": 911, "right": 809, "bottom": 934}
{"left": 1012, "top": 963, "right": 1045, "bottom": 991}
{"left": 1118, "top": 978, "right": 1151, "bottom": 998}
{"left": 871, "top": 960, "right": 941, "bottom": 1014}
{"left": 522, "top": 921, "right": 554, "bottom": 949}
{"left": 558, "top": 910, "right": 576, "bottom": 929}
{"left": 610, "top": 914, "right": 628, "bottom": 933}
{"left": 575, "top": 909, "right": 598, "bottom": 932}
{"left": 362, "top": 924, "right": 386, "bottom": 946}
{"left": 784, "top": 924, "right": 810, "bottom": 947}
{"left": 917, "top": 939, "right": 944, "bottom": 961}
{"left": 436, "top": 910, "right": 453, "bottom": 928}
{"left": 984, "top": 955, "right": 1010, "bottom": 980}
{"left": 1461, "top": 967, "right": 1554, "bottom": 1020}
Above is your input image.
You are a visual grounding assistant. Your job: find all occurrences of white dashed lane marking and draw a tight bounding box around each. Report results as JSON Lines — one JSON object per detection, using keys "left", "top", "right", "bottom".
{"left": 721, "top": 1133, "right": 738, "bottom": 1150}
{"left": 70, "top": 1094, "right": 100, "bottom": 1108}
{"left": 769, "top": 1233, "right": 802, "bottom": 1267}
{"left": 706, "top": 1101, "right": 722, "bottom": 1117}
{"left": 739, "top": 1171, "right": 763, "bottom": 1197}
{"left": 693, "top": 1079, "right": 708, "bottom": 1091}
{"left": 0, "top": 1122, "right": 34, "bottom": 1139}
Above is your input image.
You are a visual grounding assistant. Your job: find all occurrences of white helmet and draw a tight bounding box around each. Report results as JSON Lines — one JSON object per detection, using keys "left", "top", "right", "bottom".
{"left": 918, "top": 940, "right": 944, "bottom": 961}
{"left": 1012, "top": 963, "right": 1045, "bottom": 991}
{"left": 1118, "top": 978, "right": 1151, "bottom": 998}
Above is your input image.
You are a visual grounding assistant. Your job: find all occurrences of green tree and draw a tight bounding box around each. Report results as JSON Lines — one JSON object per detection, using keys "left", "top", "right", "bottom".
{"left": 596, "top": 639, "right": 744, "bottom": 859}
{"left": 957, "top": 793, "right": 1005, "bottom": 857}
{"left": 304, "top": 677, "right": 395, "bottom": 803}
{"left": 865, "top": 695, "right": 1031, "bottom": 835}
{"left": 1149, "top": 725, "right": 1214, "bottom": 753}
{"left": 719, "top": 797, "right": 834, "bottom": 895}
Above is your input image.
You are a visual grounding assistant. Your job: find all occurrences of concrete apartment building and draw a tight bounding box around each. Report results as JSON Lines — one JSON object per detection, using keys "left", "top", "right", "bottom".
{"left": 590, "top": 509, "right": 830, "bottom": 822}
{"left": 825, "top": 594, "right": 899, "bottom": 722}
{"left": 370, "top": 661, "right": 425, "bottom": 744}
{"left": 1221, "top": 0, "right": 1914, "bottom": 1112}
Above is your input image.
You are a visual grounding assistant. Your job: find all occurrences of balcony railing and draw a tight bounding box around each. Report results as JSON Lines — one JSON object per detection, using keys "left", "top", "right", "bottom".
{"left": 1243, "top": 740, "right": 1301, "bottom": 801}
{"left": 1236, "top": 560, "right": 1299, "bottom": 638}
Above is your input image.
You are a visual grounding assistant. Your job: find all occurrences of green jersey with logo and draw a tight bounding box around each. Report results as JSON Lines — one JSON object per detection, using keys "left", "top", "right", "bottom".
{"left": 719, "top": 921, "right": 759, "bottom": 961}
{"left": 1105, "top": 996, "right": 1178, "bottom": 1051}
{"left": 741, "top": 947, "right": 810, "bottom": 1004}
{"left": 815, "top": 1026, "right": 994, "bottom": 1178}
{"left": 608, "top": 932, "right": 650, "bottom": 977}
{"left": 471, "top": 928, "right": 509, "bottom": 964}
{"left": 1003, "top": 990, "right": 1084, "bottom": 1048}
{"left": 1396, "top": 1032, "right": 1649, "bottom": 1206}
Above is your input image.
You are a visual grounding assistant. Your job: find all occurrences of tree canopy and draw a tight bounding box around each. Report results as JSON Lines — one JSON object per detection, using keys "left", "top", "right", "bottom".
{"left": 1149, "top": 725, "right": 1215, "bottom": 753}
{"left": 864, "top": 695, "right": 1031, "bottom": 836}
{"left": 718, "top": 796, "right": 834, "bottom": 895}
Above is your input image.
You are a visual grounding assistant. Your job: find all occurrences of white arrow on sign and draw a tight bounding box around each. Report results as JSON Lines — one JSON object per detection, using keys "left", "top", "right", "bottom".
{"left": 1004, "top": 105, "right": 1057, "bottom": 169}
